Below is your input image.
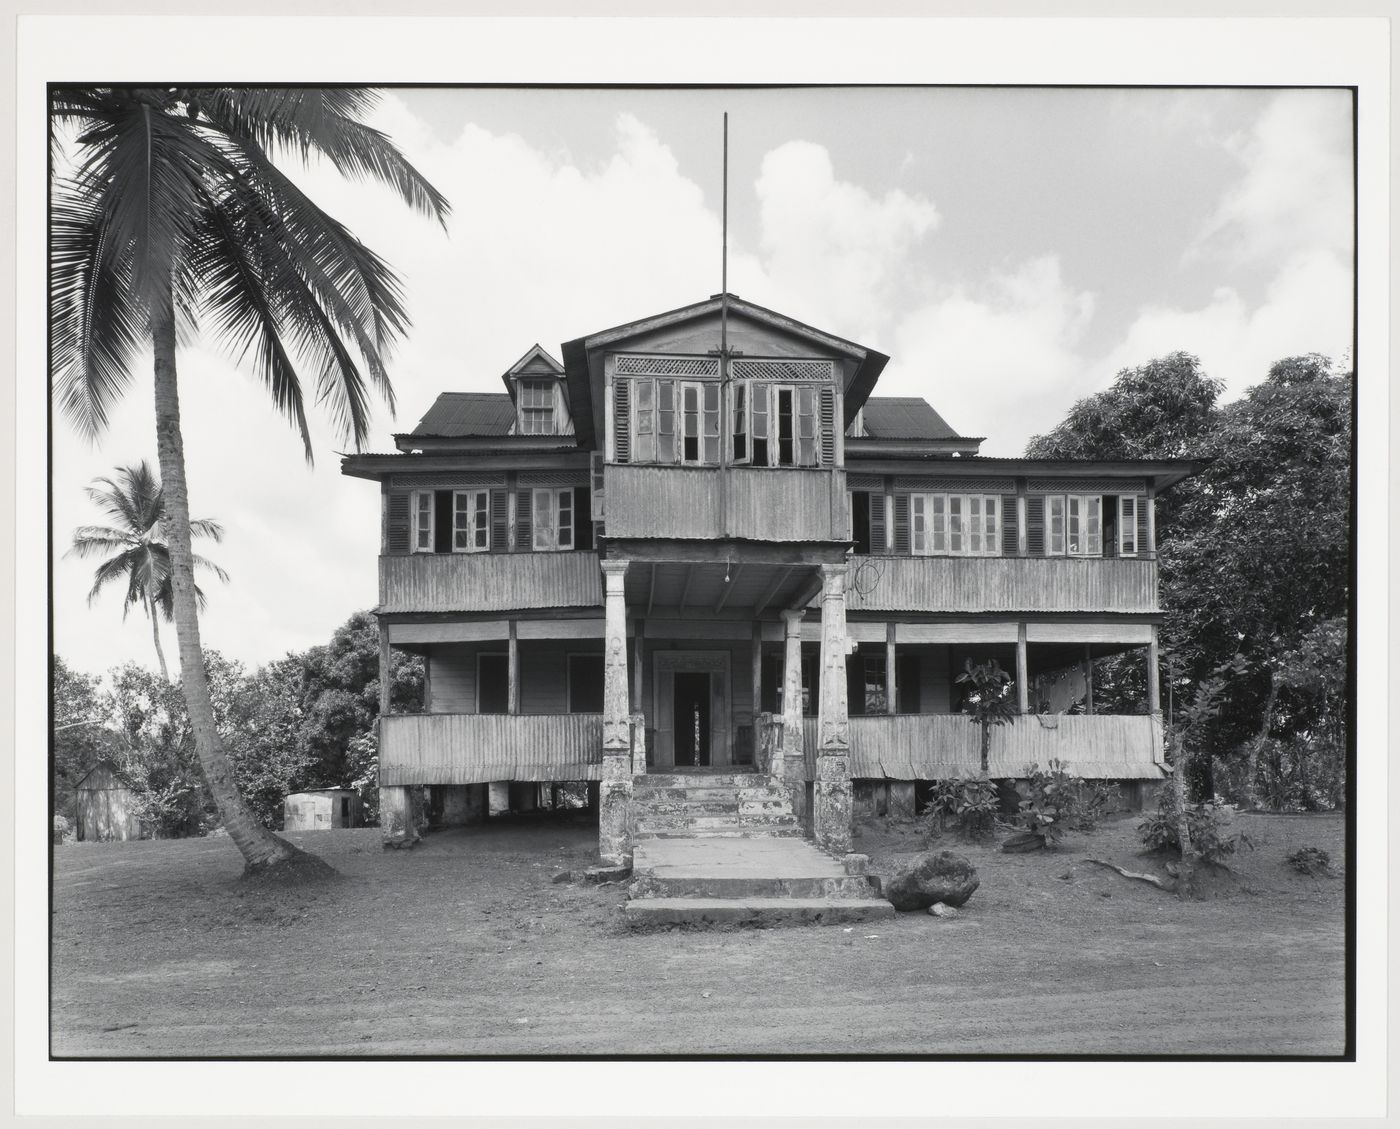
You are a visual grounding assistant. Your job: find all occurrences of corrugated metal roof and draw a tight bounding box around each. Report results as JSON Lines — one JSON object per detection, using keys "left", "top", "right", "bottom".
{"left": 861, "top": 397, "right": 960, "bottom": 440}
{"left": 411, "top": 392, "right": 515, "bottom": 437}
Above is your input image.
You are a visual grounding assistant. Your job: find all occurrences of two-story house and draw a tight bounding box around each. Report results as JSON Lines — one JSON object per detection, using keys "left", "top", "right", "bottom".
{"left": 342, "top": 294, "right": 1198, "bottom": 866}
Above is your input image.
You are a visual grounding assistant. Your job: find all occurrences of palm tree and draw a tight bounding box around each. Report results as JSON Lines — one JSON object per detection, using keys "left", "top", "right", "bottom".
{"left": 67, "top": 460, "right": 228, "bottom": 682}
{"left": 50, "top": 87, "right": 449, "bottom": 876}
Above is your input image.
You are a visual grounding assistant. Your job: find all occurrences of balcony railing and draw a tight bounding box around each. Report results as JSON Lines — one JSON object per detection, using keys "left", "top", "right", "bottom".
{"left": 603, "top": 464, "right": 846, "bottom": 542}
{"left": 378, "top": 550, "right": 602, "bottom": 614}
{"left": 846, "top": 554, "right": 1158, "bottom": 614}
{"left": 801, "top": 713, "right": 1164, "bottom": 780}
{"left": 379, "top": 712, "right": 604, "bottom": 785}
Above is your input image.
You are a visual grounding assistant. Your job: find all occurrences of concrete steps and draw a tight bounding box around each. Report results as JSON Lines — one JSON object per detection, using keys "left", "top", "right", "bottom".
{"left": 624, "top": 896, "right": 894, "bottom": 928}
{"left": 631, "top": 771, "right": 803, "bottom": 842}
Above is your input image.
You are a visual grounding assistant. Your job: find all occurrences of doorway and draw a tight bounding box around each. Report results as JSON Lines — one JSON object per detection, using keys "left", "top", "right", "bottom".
{"left": 673, "top": 671, "right": 712, "bottom": 767}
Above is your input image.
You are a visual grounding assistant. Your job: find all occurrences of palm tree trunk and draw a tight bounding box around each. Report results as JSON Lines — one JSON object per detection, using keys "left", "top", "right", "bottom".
{"left": 147, "top": 591, "right": 170, "bottom": 682}
{"left": 150, "top": 280, "right": 328, "bottom": 876}
{"left": 1171, "top": 735, "right": 1196, "bottom": 900}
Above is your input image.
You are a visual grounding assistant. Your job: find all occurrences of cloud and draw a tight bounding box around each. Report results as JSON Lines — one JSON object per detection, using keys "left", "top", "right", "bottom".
{"left": 755, "top": 140, "right": 939, "bottom": 341}
{"left": 888, "top": 256, "right": 1097, "bottom": 455}
{"left": 1190, "top": 89, "right": 1353, "bottom": 268}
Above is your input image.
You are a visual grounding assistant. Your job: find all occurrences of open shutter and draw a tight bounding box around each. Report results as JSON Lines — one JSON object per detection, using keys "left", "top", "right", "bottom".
{"left": 1027, "top": 496, "right": 1045, "bottom": 556}
{"left": 515, "top": 490, "right": 532, "bottom": 552}
{"left": 490, "top": 489, "right": 508, "bottom": 552}
{"left": 574, "top": 486, "right": 593, "bottom": 551}
{"left": 893, "top": 494, "right": 911, "bottom": 555}
{"left": 869, "top": 493, "right": 887, "bottom": 555}
{"left": 818, "top": 386, "right": 836, "bottom": 465}
{"left": 589, "top": 451, "right": 605, "bottom": 522}
{"left": 613, "top": 379, "right": 631, "bottom": 463}
{"left": 1000, "top": 494, "right": 1017, "bottom": 556}
{"left": 385, "top": 492, "right": 411, "bottom": 554}
{"left": 1137, "top": 498, "right": 1150, "bottom": 555}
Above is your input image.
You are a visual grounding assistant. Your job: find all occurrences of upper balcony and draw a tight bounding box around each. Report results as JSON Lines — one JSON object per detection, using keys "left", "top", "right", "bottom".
{"left": 602, "top": 464, "right": 847, "bottom": 543}
{"left": 845, "top": 554, "right": 1159, "bottom": 614}
{"left": 378, "top": 550, "right": 602, "bottom": 615}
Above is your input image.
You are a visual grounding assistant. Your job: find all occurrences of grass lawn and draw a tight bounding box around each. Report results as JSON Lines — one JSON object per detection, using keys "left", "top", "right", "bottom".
{"left": 50, "top": 809, "right": 1346, "bottom": 1057}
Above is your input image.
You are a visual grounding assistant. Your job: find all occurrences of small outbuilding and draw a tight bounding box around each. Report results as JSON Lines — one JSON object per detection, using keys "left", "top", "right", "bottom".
{"left": 283, "top": 789, "right": 364, "bottom": 831}
{"left": 75, "top": 760, "right": 144, "bottom": 842}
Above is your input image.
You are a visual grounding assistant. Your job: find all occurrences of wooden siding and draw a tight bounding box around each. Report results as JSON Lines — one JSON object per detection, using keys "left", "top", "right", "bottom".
{"left": 378, "top": 550, "right": 603, "bottom": 614}
{"left": 604, "top": 465, "right": 845, "bottom": 541}
{"left": 379, "top": 713, "right": 604, "bottom": 784}
{"left": 846, "top": 555, "right": 1158, "bottom": 613}
{"left": 800, "top": 713, "right": 1164, "bottom": 780}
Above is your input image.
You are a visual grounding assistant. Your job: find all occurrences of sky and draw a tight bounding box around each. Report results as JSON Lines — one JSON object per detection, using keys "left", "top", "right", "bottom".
{"left": 50, "top": 85, "right": 1355, "bottom": 678}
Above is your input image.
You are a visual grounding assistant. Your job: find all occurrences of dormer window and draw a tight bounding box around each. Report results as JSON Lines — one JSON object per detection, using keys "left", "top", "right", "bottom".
{"left": 518, "top": 380, "right": 556, "bottom": 434}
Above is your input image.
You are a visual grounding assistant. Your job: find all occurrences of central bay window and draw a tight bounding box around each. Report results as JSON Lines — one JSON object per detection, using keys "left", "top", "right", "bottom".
{"left": 910, "top": 493, "right": 1000, "bottom": 556}
{"left": 531, "top": 487, "right": 576, "bottom": 551}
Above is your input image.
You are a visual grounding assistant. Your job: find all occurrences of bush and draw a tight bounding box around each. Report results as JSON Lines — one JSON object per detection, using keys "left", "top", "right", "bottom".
{"left": 1138, "top": 787, "right": 1252, "bottom": 865}
{"left": 1286, "top": 846, "right": 1333, "bottom": 876}
{"left": 1011, "top": 760, "right": 1110, "bottom": 848}
{"left": 920, "top": 775, "right": 1000, "bottom": 841}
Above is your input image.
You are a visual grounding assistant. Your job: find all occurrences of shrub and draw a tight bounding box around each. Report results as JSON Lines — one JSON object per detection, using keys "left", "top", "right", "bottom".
{"left": 1286, "top": 846, "right": 1333, "bottom": 876}
{"left": 920, "top": 775, "right": 1000, "bottom": 841}
{"left": 1138, "top": 787, "right": 1252, "bottom": 865}
{"left": 1011, "top": 760, "right": 1110, "bottom": 848}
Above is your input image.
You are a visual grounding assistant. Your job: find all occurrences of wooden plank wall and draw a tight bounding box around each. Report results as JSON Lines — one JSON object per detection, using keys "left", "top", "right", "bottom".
{"left": 379, "top": 551, "right": 603, "bottom": 614}
{"left": 426, "top": 640, "right": 604, "bottom": 714}
{"left": 380, "top": 713, "right": 605, "bottom": 785}
{"left": 846, "top": 556, "right": 1158, "bottom": 613}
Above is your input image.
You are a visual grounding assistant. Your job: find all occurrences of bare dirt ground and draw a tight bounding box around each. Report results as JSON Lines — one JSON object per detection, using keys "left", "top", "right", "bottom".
{"left": 51, "top": 810, "right": 1346, "bottom": 1057}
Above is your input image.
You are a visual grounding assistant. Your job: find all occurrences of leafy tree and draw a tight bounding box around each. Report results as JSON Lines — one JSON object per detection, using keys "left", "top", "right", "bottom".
{"left": 956, "top": 658, "right": 1018, "bottom": 774}
{"left": 52, "top": 657, "right": 120, "bottom": 824}
{"left": 66, "top": 461, "right": 227, "bottom": 681}
{"left": 50, "top": 87, "right": 449, "bottom": 875}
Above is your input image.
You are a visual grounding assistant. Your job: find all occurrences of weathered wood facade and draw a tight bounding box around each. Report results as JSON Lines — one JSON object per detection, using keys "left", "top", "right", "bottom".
{"left": 74, "top": 761, "right": 144, "bottom": 842}
{"left": 343, "top": 294, "right": 1199, "bottom": 860}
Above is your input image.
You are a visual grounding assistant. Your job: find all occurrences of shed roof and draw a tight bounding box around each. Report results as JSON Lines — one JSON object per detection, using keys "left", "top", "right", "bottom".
{"left": 75, "top": 759, "right": 132, "bottom": 790}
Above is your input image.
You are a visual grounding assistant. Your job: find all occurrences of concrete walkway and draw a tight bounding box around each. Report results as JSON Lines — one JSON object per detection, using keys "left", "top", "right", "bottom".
{"left": 632, "top": 836, "right": 849, "bottom": 880}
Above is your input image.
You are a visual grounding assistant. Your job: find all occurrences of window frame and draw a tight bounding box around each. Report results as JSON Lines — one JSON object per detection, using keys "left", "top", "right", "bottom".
{"left": 1046, "top": 494, "right": 1103, "bottom": 557}
{"left": 909, "top": 492, "right": 1001, "bottom": 557}
{"left": 531, "top": 486, "right": 577, "bottom": 552}
{"left": 411, "top": 490, "right": 435, "bottom": 553}
{"left": 452, "top": 489, "right": 491, "bottom": 554}
{"left": 517, "top": 379, "right": 556, "bottom": 435}
{"left": 1118, "top": 494, "right": 1139, "bottom": 557}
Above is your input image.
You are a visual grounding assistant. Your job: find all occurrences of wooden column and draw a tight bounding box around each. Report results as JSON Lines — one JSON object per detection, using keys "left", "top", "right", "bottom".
{"left": 507, "top": 620, "right": 519, "bottom": 716}
{"left": 814, "top": 562, "right": 853, "bottom": 855}
{"left": 1015, "top": 623, "right": 1029, "bottom": 715}
{"left": 750, "top": 620, "right": 764, "bottom": 757}
{"left": 778, "top": 609, "right": 805, "bottom": 787}
{"left": 885, "top": 622, "right": 897, "bottom": 716}
{"left": 1148, "top": 624, "right": 1162, "bottom": 716}
{"left": 1083, "top": 644, "right": 1094, "bottom": 715}
{"left": 1146, "top": 479, "right": 1157, "bottom": 557}
{"left": 378, "top": 621, "right": 392, "bottom": 715}
{"left": 598, "top": 559, "right": 632, "bottom": 865}
{"left": 632, "top": 617, "right": 644, "bottom": 715}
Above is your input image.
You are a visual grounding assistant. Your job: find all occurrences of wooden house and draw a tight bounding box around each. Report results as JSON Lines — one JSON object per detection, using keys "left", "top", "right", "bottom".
{"left": 74, "top": 760, "right": 144, "bottom": 842}
{"left": 342, "top": 296, "right": 1199, "bottom": 863}
{"left": 283, "top": 789, "right": 364, "bottom": 831}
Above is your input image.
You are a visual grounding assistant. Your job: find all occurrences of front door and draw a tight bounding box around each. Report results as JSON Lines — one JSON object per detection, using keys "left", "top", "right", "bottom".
{"left": 672, "top": 671, "right": 712, "bottom": 767}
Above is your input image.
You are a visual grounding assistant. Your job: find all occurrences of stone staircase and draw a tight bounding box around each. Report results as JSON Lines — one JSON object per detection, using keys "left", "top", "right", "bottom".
{"left": 624, "top": 772, "right": 893, "bottom": 928}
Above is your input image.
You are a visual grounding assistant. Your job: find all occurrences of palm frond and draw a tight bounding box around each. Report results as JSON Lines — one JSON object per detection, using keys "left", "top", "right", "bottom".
{"left": 187, "top": 517, "right": 225, "bottom": 542}
{"left": 66, "top": 526, "right": 135, "bottom": 559}
{"left": 86, "top": 548, "right": 144, "bottom": 607}
{"left": 191, "top": 552, "right": 231, "bottom": 584}
{"left": 201, "top": 88, "right": 450, "bottom": 227}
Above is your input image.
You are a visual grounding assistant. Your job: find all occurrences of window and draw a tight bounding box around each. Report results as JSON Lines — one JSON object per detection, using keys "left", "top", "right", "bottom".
{"left": 1119, "top": 495, "right": 1139, "bottom": 556}
{"left": 728, "top": 382, "right": 821, "bottom": 468}
{"left": 532, "top": 487, "right": 575, "bottom": 551}
{"left": 848, "top": 651, "right": 888, "bottom": 716}
{"left": 477, "top": 653, "right": 509, "bottom": 714}
{"left": 567, "top": 654, "right": 604, "bottom": 713}
{"left": 412, "top": 490, "right": 434, "bottom": 553}
{"left": 453, "top": 489, "right": 490, "bottom": 553}
{"left": 909, "top": 494, "right": 1000, "bottom": 556}
{"left": 1047, "top": 495, "right": 1102, "bottom": 556}
{"left": 518, "top": 380, "right": 555, "bottom": 435}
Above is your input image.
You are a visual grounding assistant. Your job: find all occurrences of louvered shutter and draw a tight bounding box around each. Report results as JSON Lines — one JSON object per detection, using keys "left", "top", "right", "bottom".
{"left": 589, "top": 450, "right": 605, "bottom": 521}
{"left": 1027, "top": 496, "right": 1045, "bottom": 556}
{"left": 385, "top": 492, "right": 411, "bottom": 554}
{"left": 515, "top": 490, "right": 532, "bottom": 552}
{"left": 489, "top": 489, "right": 508, "bottom": 552}
{"left": 869, "top": 493, "right": 887, "bottom": 555}
{"left": 893, "top": 494, "right": 911, "bottom": 555}
{"left": 818, "top": 386, "right": 836, "bottom": 465}
{"left": 613, "top": 380, "right": 631, "bottom": 463}
{"left": 1001, "top": 493, "right": 1017, "bottom": 556}
{"left": 574, "top": 486, "right": 593, "bottom": 551}
{"left": 1138, "top": 499, "right": 1150, "bottom": 555}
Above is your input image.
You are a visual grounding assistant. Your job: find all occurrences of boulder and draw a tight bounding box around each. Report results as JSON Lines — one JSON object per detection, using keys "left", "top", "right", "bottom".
{"left": 884, "top": 851, "right": 979, "bottom": 911}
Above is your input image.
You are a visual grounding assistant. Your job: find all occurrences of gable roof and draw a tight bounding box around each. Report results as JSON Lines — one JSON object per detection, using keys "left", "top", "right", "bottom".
{"left": 410, "top": 392, "right": 515, "bottom": 438}
{"left": 500, "top": 344, "right": 565, "bottom": 396}
{"left": 861, "top": 397, "right": 960, "bottom": 441}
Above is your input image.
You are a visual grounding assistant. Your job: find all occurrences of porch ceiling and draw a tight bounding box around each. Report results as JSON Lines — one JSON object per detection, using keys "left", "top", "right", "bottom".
{"left": 624, "top": 560, "right": 819, "bottom": 617}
